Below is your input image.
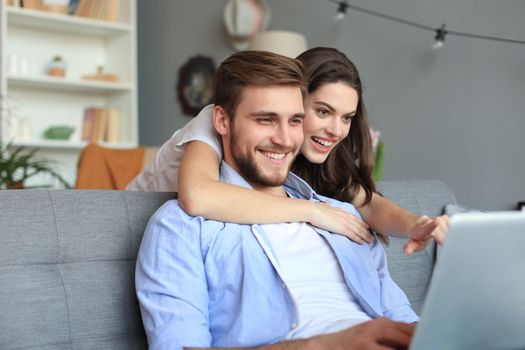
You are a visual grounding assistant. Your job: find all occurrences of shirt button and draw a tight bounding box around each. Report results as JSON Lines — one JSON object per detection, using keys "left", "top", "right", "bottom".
{"left": 282, "top": 283, "right": 286, "bottom": 289}
{"left": 291, "top": 323, "right": 297, "bottom": 330}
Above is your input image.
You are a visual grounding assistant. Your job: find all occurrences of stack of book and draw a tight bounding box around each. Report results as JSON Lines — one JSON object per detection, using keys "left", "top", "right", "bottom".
{"left": 81, "top": 107, "right": 120, "bottom": 143}
{"left": 11, "top": 0, "right": 45, "bottom": 10}
{"left": 74, "top": 0, "right": 119, "bottom": 22}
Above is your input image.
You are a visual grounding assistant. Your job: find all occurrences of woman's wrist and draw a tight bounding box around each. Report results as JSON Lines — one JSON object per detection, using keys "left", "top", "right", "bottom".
{"left": 290, "top": 198, "right": 320, "bottom": 225}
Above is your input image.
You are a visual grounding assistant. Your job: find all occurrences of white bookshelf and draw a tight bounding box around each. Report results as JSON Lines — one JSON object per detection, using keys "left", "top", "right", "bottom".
{"left": 8, "top": 74, "right": 133, "bottom": 92}
{"left": 0, "top": 0, "right": 137, "bottom": 188}
{"left": 11, "top": 139, "right": 137, "bottom": 150}
{"left": 7, "top": 6, "right": 133, "bottom": 36}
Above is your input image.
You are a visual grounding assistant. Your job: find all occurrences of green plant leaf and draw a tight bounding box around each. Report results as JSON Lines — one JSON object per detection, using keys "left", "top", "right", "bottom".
{"left": 372, "top": 141, "right": 384, "bottom": 181}
{"left": 0, "top": 142, "right": 71, "bottom": 189}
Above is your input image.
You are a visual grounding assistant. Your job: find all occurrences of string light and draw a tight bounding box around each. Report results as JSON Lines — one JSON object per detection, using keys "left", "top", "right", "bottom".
{"left": 334, "top": 1, "right": 349, "bottom": 21}
{"left": 433, "top": 24, "right": 447, "bottom": 49}
{"left": 328, "top": 0, "right": 525, "bottom": 47}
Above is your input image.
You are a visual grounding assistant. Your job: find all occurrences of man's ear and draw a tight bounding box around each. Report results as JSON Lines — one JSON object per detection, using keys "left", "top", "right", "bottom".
{"left": 212, "top": 106, "right": 229, "bottom": 136}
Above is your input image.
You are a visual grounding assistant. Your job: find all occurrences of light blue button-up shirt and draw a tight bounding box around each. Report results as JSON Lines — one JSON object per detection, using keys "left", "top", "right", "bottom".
{"left": 136, "top": 162, "right": 419, "bottom": 350}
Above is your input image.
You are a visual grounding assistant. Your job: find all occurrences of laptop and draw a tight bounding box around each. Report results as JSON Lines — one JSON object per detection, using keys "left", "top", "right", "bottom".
{"left": 410, "top": 211, "right": 525, "bottom": 350}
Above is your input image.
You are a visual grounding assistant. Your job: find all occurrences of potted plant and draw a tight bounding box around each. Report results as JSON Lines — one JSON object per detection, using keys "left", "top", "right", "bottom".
{"left": 0, "top": 141, "right": 71, "bottom": 189}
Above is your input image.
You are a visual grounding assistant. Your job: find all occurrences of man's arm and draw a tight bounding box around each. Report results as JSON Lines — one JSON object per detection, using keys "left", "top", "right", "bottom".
{"left": 187, "top": 318, "right": 415, "bottom": 350}
{"left": 135, "top": 201, "right": 212, "bottom": 350}
{"left": 369, "top": 236, "right": 420, "bottom": 323}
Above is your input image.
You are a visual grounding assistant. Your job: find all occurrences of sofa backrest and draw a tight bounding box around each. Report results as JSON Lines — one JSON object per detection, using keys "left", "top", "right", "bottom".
{"left": 0, "top": 190, "right": 175, "bottom": 350}
{"left": 378, "top": 180, "right": 457, "bottom": 314}
{"left": 0, "top": 180, "right": 456, "bottom": 349}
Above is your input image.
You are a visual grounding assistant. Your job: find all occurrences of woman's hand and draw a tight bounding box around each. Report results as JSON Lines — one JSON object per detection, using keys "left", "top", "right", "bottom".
{"left": 403, "top": 215, "right": 449, "bottom": 255}
{"left": 310, "top": 201, "right": 374, "bottom": 244}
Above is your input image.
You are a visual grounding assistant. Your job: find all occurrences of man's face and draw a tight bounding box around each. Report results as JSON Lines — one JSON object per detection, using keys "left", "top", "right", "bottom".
{"left": 222, "top": 85, "right": 305, "bottom": 190}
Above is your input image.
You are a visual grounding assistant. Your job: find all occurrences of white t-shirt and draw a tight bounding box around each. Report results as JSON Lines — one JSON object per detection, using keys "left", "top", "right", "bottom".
{"left": 262, "top": 222, "right": 372, "bottom": 340}
{"left": 126, "top": 105, "right": 219, "bottom": 191}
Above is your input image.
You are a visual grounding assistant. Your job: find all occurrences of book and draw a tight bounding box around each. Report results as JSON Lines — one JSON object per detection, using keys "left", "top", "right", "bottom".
{"left": 81, "top": 106, "right": 120, "bottom": 143}
{"left": 74, "top": 0, "right": 89, "bottom": 17}
{"left": 106, "top": 0, "right": 119, "bottom": 22}
{"left": 91, "top": 108, "right": 108, "bottom": 142}
{"left": 105, "top": 108, "right": 120, "bottom": 143}
{"left": 81, "top": 107, "right": 95, "bottom": 141}
{"left": 74, "top": 0, "right": 119, "bottom": 21}
{"left": 22, "top": 0, "right": 45, "bottom": 10}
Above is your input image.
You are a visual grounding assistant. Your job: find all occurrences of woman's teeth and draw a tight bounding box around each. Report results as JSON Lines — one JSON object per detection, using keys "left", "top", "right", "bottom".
{"left": 312, "top": 137, "right": 333, "bottom": 147}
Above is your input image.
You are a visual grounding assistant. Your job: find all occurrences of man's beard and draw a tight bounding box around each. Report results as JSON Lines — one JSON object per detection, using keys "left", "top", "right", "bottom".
{"left": 230, "top": 129, "right": 295, "bottom": 187}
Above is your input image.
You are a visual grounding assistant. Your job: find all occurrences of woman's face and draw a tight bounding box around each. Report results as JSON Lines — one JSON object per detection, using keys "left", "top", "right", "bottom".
{"left": 300, "top": 82, "right": 359, "bottom": 164}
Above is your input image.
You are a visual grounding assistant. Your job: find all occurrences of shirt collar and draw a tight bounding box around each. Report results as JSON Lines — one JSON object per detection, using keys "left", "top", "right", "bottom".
{"left": 219, "top": 161, "right": 321, "bottom": 201}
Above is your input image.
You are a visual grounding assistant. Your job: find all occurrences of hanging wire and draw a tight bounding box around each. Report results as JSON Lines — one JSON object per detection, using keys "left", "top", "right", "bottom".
{"left": 327, "top": 0, "right": 525, "bottom": 45}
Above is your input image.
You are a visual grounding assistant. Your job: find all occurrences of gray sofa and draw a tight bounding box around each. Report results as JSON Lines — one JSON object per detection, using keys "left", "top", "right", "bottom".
{"left": 0, "top": 180, "right": 456, "bottom": 350}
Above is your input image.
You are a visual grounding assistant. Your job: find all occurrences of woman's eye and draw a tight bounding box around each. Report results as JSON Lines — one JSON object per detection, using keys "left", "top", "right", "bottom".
{"left": 342, "top": 115, "right": 354, "bottom": 123}
{"left": 317, "top": 109, "right": 329, "bottom": 117}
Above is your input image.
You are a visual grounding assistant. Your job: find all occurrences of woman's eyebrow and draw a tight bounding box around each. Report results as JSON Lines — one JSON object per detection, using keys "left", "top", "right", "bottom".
{"left": 314, "top": 101, "right": 357, "bottom": 116}
{"left": 313, "top": 101, "right": 335, "bottom": 111}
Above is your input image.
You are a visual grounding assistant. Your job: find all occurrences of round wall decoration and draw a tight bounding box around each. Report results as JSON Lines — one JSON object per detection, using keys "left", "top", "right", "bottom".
{"left": 176, "top": 55, "right": 216, "bottom": 116}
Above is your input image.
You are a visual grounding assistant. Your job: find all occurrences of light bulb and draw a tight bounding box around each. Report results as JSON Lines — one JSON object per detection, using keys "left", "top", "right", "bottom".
{"left": 334, "top": 11, "right": 346, "bottom": 21}
{"left": 432, "top": 40, "right": 444, "bottom": 50}
{"left": 334, "top": 1, "right": 348, "bottom": 22}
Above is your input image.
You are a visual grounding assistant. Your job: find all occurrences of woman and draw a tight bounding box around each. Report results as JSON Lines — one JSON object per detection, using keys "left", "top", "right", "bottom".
{"left": 128, "top": 47, "right": 447, "bottom": 253}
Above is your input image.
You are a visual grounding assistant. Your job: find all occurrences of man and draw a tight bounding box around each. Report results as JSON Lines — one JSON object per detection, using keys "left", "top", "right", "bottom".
{"left": 136, "top": 51, "right": 418, "bottom": 350}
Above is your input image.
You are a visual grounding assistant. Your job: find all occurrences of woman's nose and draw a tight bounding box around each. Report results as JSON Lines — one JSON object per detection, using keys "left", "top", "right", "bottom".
{"left": 326, "top": 118, "right": 344, "bottom": 138}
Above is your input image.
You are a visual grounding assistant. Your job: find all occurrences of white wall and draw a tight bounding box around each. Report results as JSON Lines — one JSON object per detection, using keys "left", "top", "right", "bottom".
{"left": 137, "top": 0, "right": 525, "bottom": 210}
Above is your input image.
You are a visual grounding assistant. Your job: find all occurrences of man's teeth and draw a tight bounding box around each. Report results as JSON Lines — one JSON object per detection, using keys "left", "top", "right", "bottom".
{"left": 262, "top": 152, "right": 285, "bottom": 160}
{"left": 312, "top": 137, "right": 333, "bottom": 147}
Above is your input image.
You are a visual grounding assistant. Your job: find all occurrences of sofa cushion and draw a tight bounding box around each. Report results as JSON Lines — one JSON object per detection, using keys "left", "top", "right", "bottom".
{"left": 0, "top": 190, "right": 175, "bottom": 350}
{"left": 377, "top": 180, "right": 457, "bottom": 314}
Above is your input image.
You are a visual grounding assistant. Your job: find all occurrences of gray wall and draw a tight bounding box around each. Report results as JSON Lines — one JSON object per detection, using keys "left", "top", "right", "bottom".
{"left": 137, "top": 0, "right": 525, "bottom": 211}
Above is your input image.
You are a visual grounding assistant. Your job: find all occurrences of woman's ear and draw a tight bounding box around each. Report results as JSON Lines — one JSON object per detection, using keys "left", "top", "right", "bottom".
{"left": 212, "top": 106, "right": 229, "bottom": 136}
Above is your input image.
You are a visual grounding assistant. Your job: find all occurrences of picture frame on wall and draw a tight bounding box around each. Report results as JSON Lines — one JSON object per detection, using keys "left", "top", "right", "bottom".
{"left": 176, "top": 55, "right": 216, "bottom": 116}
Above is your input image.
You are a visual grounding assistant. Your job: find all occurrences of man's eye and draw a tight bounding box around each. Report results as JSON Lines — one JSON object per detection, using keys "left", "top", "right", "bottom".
{"left": 257, "top": 118, "right": 273, "bottom": 124}
{"left": 290, "top": 118, "right": 303, "bottom": 126}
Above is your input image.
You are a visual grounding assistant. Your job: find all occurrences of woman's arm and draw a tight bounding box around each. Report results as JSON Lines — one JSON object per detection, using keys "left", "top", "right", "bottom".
{"left": 178, "top": 141, "right": 373, "bottom": 243}
{"left": 353, "top": 187, "right": 448, "bottom": 254}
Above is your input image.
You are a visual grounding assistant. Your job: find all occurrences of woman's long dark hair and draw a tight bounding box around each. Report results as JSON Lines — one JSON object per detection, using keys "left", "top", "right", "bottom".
{"left": 292, "top": 47, "right": 387, "bottom": 244}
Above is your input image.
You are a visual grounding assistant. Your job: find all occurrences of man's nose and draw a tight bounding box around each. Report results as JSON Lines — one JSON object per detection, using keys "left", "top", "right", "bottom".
{"left": 271, "top": 124, "right": 292, "bottom": 148}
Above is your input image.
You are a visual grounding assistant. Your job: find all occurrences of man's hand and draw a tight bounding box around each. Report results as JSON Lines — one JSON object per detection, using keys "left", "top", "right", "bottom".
{"left": 310, "top": 201, "right": 374, "bottom": 244}
{"left": 404, "top": 215, "right": 449, "bottom": 256}
{"left": 188, "top": 319, "right": 415, "bottom": 350}
{"left": 311, "top": 318, "right": 415, "bottom": 350}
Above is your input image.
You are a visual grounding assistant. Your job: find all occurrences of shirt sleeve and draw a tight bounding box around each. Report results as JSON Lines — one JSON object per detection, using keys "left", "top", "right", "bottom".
{"left": 126, "top": 104, "right": 221, "bottom": 192}
{"left": 135, "top": 201, "right": 212, "bottom": 350}
{"left": 172, "top": 104, "right": 222, "bottom": 159}
{"left": 369, "top": 240, "right": 420, "bottom": 323}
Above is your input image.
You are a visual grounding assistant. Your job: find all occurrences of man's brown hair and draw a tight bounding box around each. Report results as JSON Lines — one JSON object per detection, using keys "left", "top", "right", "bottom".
{"left": 213, "top": 50, "right": 306, "bottom": 119}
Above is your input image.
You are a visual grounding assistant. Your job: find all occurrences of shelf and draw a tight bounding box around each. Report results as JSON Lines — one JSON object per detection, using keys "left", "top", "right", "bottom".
{"left": 7, "top": 7, "right": 132, "bottom": 37}
{"left": 7, "top": 75, "right": 133, "bottom": 93}
{"left": 11, "top": 140, "right": 137, "bottom": 150}
{"left": 1, "top": 0, "right": 137, "bottom": 188}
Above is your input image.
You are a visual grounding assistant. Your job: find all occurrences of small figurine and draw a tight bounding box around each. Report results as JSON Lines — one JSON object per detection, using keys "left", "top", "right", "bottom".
{"left": 82, "top": 65, "right": 119, "bottom": 82}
